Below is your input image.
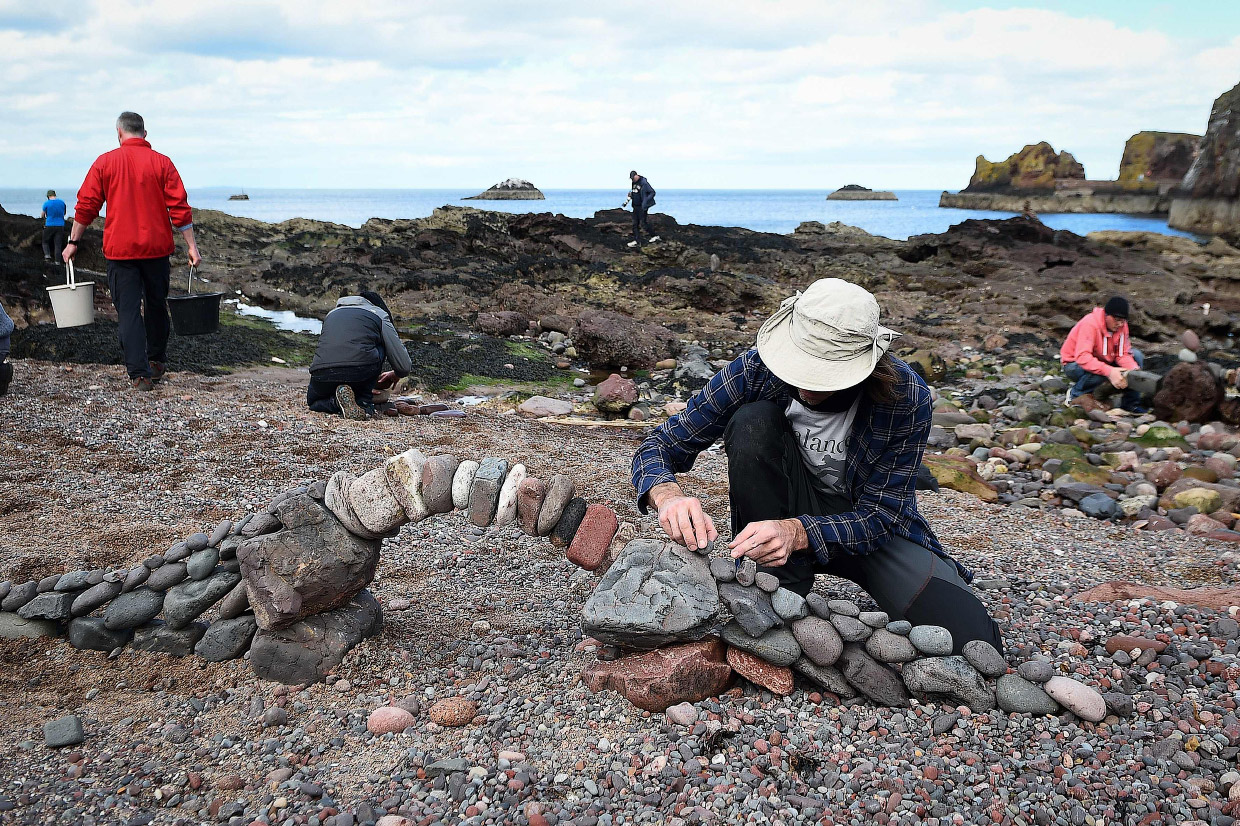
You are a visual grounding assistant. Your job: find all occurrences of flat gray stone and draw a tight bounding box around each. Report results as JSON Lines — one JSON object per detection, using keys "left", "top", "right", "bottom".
{"left": 1, "top": 581, "right": 38, "bottom": 612}
{"left": 792, "top": 657, "right": 858, "bottom": 699}
{"left": 54, "top": 570, "right": 93, "bottom": 592}
{"left": 996, "top": 674, "right": 1060, "bottom": 715}
{"left": 805, "top": 593, "right": 831, "bottom": 619}
{"left": 426, "top": 757, "right": 472, "bottom": 777}
{"left": 164, "top": 570, "right": 242, "bottom": 630}
{"left": 323, "top": 471, "right": 381, "bottom": 540}
{"left": 165, "top": 542, "right": 191, "bottom": 562}
{"left": 216, "top": 581, "right": 250, "bottom": 620}
{"left": 865, "top": 628, "right": 918, "bottom": 663}
{"left": 44, "top": 715, "right": 84, "bottom": 748}
{"left": 145, "top": 563, "right": 188, "bottom": 591}
{"left": 721, "top": 620, "right": 800, "bottom": 666}
{"left": 71, "top": 581, "right": 122, "bottom": 617}
{"left": 250, "top": 590, "right": 383, "bottom": 684}
{"left": 909, "top": 625, "right": 953, "bottom": 656}
{"left": 0, "top": 611, "right": 60, "bottom": 639}
{"left": 717, "top": 581, "right": 782, "bottom": 638}
{"left": 536, "top": 474, "right": 575, "bottom": 536}
{"left": 209, "top": 520, "right": 232, "bottom": 547}
{"left": 37, "top": 574, "right": 60, "bottom": 592}
{"left": 68, "top": 617, "right": 132, "bottom": 652}
{"left": 735, "top": 558, "right": 757, "bottom": 587}
{"left": 468, "top": 457, "right": 509, "bottom": 527}
{"left": 858, "top": 611, "right": 889, "bottom": 628}
{"left": 792, "top": 616, "right": 843, "bottom": 666}
{"left": 827, "top": 599, "right": 860, "bottom": 617}
{"left": 753, "top": 572, "right": 779, "bottom": 593}
{"left": 962, "top": 640, "right": 1006, "bottom": 678}
{"left": 122, "top": 566, "right": 149, "bottom": 592}
{"left": 185, "top": 532, "right": 210, "bottom": 552}
{"left": 132, "top": 621, "right": 207, "bottom": 656}
{"left": 420, "top": 454, "right": 460, "bottom": 515}
{"left": 348, "top": 465, "right": 410, "bottom": 535}
{"left": 709, "top": 557, "right": 736, "bottom": 583}
{"left": 195, "top": 614, "right": 258, "bottom": 662}
{"left": 186, "top": 549, "right": 219, "bottom": 581}
{"left": 217, "top": 535, "right": 242, "bottom": 561}
{"left": 770, "top": 588, "right": 808, "bottom": 621}
{"left": 829, "top": 614, "right": 872, "bottom": 643}
{"left": 901, "top": 656, "right": 996, "bottom": 711}
{"left": 1018, "top": 660, "right": 1053, "bottom": 683}
{"left": 886, "top": 620, "right": 912, "bottom": 636}
{"left": 18, "top": 592, "right": 74, "bottom": 622}
{"left": 103, "top": 588, "right": 165, "bottom": 631}
{"left": 838, "top": 644, "right": 909, "bottom": 708}
{"left": 582, "top": 540, "right": 720, "bottom": 649}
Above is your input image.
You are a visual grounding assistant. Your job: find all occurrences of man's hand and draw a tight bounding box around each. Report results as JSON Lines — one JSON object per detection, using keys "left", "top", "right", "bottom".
{"left": 187, "top": 246, "right": 202, "bottom": 267}
{"left": 62, "top": 244, "right": 76, "bottom": 264}
{"left": 728, "top": 519, "right": 807, "bottom": 567}
{"left": 376, "top": 370, "right": 397, "bottom": 389}
{"left": 650, "top": 482, "right": 717, "bottom": 550}
{"left": 1109, "top": 367, "right": 1128, "bottom": 390}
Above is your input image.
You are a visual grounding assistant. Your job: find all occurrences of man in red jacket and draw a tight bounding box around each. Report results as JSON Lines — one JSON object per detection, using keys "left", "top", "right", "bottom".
{"left": 1060, "top": 296, "right": 1146, "bottom": 412}
{"left": 64, "top": 112, "right": 201, "bottom": 391}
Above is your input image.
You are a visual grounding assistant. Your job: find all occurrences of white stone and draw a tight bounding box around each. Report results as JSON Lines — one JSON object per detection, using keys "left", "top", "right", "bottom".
{"left": 1043, "top": 676, "right": 1107, "bottom": 723}
{"left": 451, "top": 460, "right": 480, "bottom": 510}
{"left": 384, "top": 449, "right": 430, "bottom": 523}
{"left": 493, "top": 464, "right": 527, "bottom": 526}
{"left": 347, "top": 467, "right": 409, "bottom": 535}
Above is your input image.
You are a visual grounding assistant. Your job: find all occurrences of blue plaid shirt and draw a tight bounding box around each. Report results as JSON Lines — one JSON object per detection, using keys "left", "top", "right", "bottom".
{"left": 632, "top": 349, "right": 969, "bottom": 580}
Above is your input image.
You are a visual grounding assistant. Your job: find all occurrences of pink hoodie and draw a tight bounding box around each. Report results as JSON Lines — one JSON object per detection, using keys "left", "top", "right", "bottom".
{"left": 1060, "top": 307, "right": 1138, "bottom": 375}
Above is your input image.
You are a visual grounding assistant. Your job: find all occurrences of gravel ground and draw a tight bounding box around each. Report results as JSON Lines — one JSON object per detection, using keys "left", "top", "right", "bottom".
{"left": 4, "top": 358, "right": 1240, "bottom": 826}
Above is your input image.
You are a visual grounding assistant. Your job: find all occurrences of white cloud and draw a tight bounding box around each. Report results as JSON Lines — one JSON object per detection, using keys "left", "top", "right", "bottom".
{"left": 0, "top": 1, "right": 1235, "bottom": 190}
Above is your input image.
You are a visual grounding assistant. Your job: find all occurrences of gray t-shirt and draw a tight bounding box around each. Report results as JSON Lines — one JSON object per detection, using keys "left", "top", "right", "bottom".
{"left": 785, "top": 396, "right": 861, "bottom": 495}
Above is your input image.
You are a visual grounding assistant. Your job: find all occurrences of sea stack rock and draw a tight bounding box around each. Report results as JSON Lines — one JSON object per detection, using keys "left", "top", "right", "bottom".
{"left": 827, "top": 184, "right": 897, "bottom": 201}
{"left": 1169, "top": 81, "right": 1240, "bottom": 240}
{"left": 463, "top": 178, "right": 545, "bottom": 200}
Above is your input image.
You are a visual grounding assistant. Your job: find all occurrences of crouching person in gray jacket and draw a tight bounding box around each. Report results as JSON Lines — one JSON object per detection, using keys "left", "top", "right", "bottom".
{"left": 307, "top": 290, "right": 412, "bottom": 420}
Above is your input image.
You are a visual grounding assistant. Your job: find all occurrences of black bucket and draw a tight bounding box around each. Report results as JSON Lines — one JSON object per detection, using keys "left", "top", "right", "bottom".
{"left": 168, "top": 292, "right": 224, "bottom": 336}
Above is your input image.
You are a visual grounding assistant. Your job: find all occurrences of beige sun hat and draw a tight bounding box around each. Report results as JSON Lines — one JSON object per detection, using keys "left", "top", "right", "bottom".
{"left": 755, "top": 278, "right": 901, "bottom": 392}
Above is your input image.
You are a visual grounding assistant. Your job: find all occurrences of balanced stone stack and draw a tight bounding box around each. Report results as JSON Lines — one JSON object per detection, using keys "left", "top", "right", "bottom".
{"left": 581, "top": 539, "right": 1109, "bottom": 720}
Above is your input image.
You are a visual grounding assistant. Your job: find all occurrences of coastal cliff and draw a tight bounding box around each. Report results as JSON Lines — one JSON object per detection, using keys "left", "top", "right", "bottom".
{"left": 939, "top": 190, "right": 1167, "bottom": 214}
{"left": 1170, "top": 81, "right": 1240, "bottom": 240}
{"left": 464, "top": 178, "right": 545, "bottom": 200}
{"left": 827, "top": 184, "right": 897, "bottom": 201}
{"left": 1119, "top": 131, "right": 1200, "bottom": 187}
{"left": 964, "top": 142, "right": 1085, "bottom": 192}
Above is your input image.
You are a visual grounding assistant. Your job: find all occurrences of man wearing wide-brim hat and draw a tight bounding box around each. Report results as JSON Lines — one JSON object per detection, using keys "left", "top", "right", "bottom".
{"left": 633, "top": 278, "right": 1003, "bottom": 655}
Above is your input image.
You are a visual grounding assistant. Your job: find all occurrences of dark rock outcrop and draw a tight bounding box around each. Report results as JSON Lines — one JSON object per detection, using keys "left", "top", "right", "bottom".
{"left": 1118, "top": 131, "right": 1200, "bottom": 187}
{"left": 1152, "top": 362, "right": 1222, "bottom": 423}
{"left": 965, "top": 142, "right": 1086, "bottom": 193}
{"left": 463, "top": 178, "right": 545, "bottom": 200}
{"left": 573, "top": 311, "right": 678, "bottom": 368}
{"left": 1170, "top": 81, "right": 1240, "bottom": 240}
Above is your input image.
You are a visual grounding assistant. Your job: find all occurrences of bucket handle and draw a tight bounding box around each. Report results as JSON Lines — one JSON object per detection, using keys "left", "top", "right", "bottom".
{"left": 65, "top": 259, "right": 78, "bottom": 290}
{"left": 187, "top": 265, "right": 196, "bottom": 295}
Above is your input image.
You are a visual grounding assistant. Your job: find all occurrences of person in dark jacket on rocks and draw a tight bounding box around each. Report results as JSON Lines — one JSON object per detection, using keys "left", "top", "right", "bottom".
{"left": 0, "top": 299, "right": 13, "bottom": 396}
{"left": 625, "top": 171, "right": 659, "bottom": 248}
{"left": 307, "top": 290, "right": 412, "bottom": 420}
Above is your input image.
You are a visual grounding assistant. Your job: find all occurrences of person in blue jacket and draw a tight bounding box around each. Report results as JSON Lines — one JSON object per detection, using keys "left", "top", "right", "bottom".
{"left": 626, "top": 171, "right": 659, "bottom": 248}
{"left": 41, "top": 190, "right": 68, "bottom": 263}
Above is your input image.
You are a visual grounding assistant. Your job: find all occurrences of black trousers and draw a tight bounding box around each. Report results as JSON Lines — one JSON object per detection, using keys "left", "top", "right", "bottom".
{"left": 307, "top": 365, "right": 380, "bottom": 414}
{"left": 42, "top": 227, "right": 66, "bottom": 260}
{"left": 632, "top": 206, "right": 652, "bottom": 244}
{"left": 106, "top": 257, "right": 171, "bottom": 379}
{"left": 724, "top": 400, "right": 1003, "bottom": 655}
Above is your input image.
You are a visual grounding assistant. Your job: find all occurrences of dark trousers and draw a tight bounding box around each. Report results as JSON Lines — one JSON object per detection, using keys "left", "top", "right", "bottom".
{"left": 1065, "top": 348, "right": 1145, "bottom": 410}
{"left": 42, "top": 227, "right": 66, "bottom": 261}
{"left": 107, "top": 257, "right": 171, "bottom": 379}
{"left": 723, "top": 400, "right": 1004, "bottom": 655}
{"left": 632, "top": 206, "right": 652, "bottom": 244}
{"left": 307, "top": 365, "right": 380, "bottom": 414}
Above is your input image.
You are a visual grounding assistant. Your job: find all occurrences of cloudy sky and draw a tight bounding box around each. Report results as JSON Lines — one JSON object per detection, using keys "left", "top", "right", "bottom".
{"left": 2, "top": 0, "right": 1237, "bottom": 190}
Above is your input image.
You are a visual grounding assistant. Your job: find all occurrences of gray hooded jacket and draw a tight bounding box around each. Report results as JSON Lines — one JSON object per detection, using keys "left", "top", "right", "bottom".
{"left": 309, "top": 296, "right": 412, "bottom": 377}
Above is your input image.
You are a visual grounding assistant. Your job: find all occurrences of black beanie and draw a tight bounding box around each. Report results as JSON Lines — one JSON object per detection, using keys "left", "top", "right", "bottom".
{"left": 1103, "top": 296, "right": 1129, "bottom": 319}
{"left": 360, "top": 289, "right": 393, "bottom": 321}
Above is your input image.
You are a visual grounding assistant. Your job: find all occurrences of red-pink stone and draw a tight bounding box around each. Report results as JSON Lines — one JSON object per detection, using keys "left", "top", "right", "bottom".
{"left": 367, "top": 706, "right": 414, "bottom": 735}
{"left": 566, "top": 505, "right": 619, "bottom": 571}
{"left": 516, "top": 477, "right": 547, "bottom": 536}
{"left": 726, "top": 647, "right": 794, "bottom": 696}
{"left": 582, "top": 638, "right": 734, "bottom": 712}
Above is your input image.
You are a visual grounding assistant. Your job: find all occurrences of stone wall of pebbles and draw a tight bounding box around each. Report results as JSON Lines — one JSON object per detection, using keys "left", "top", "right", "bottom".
{"left": 0, "top": 448, "right": 626, "bottom": 687}
{"left": 577, "top": 537, "right": 1116, "bottom": 720}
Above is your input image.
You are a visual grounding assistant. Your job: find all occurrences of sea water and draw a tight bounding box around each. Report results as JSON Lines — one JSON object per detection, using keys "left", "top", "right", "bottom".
{"left": 0, "top": 188, "right": 1200, "bottom": 241}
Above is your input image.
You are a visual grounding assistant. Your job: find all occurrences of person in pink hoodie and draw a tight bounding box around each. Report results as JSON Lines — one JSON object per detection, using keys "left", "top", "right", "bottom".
{"left": 1060, "top": 296, "right": 1146, "bottom": 412}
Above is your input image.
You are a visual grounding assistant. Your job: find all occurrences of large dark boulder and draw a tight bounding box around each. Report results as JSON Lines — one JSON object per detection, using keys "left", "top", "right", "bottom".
{"left": 1152, "top": 362, "right": 1221, "bottom": 423}
{"left": 238, "top": 493, "right": 380, "bottom": 631}
{"left": 249, "top": 590, "right": 382, "bottom": 684}
{"left": 573, "top": 311, "right": 678, "bottom": 368}
{"left": 476, "top": 311, "right": 528, "bottom": 337}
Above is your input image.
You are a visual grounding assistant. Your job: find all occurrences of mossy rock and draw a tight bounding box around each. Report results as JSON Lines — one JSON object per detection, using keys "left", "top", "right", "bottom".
{"left": 1048, "top": 411, "right": 1079, "bottom": 428}
{"left": 1069, "top": 426, "right": 1098, "bottom": 444}
{"left": 922, "top": 455, "right": 998, "bottom": 502}
{"left": 1174, "top": 487, "right": 1223, "bottom": 514}
{"left": 1133, "top": 426, "right": 1188, "bottom": 449}
{"left": 1036, "top": 443, "right": 1086, "bottom": 462}
{"left": 902, "top": 349, "right": 947, "bottom": 384}
{"left": 1183, "top": 466, "right": 1220, "bottom": 484}
{"left": 1059, "top": 458, "right": 1113, "bottom": 487}
{"left": 1001, "top": 363, "right": 1023, "bottom": 376}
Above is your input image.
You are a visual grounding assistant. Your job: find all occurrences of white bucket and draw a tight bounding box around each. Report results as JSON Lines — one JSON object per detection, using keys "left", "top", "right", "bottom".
{"left": 46, "top": 261, "right": 96, "bottom": 329}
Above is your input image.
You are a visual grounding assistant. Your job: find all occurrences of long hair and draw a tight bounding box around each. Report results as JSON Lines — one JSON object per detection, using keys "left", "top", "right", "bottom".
{"left": 359, "top": 289, "right": 393, "bottom": 321}
{"left": 863, "top": 353, "right": 902, "bottom": 405}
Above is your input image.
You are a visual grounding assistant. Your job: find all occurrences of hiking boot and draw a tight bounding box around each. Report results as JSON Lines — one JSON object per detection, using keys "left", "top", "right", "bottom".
{"left": 627, "top": 240, "right": 639, "bottom": 248}
{"left": 648, "top": 235, "right": 661, "bottom": 243}
{"left": 131, "top": 376, "right": 154, "bottom": 392}
{"left": 0, "top": 362, "right": 12, "bottom": 396}
{"left": 335, "top": 385, "right": 367, "bottom": 420}
{"left": 149, "top": 361, "right": 166, "bottom": 384}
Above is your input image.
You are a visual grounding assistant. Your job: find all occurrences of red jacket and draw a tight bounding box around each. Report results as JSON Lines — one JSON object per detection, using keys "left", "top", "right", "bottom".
{"left": 74, "top": 138, "right": 193, "bottom": 260}
{"left": 1060, "top": 307, "right": 1138, "bottom": 375}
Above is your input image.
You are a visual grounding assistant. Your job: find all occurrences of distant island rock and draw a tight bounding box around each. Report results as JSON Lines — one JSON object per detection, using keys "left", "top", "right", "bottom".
{"left": 463, "top": 179, "right": 545, "bottom": 201}
{"left": 1170, "top": 81, "right": 1240, "bottom": 242}
{"left": 827, "top": 185, "right": 897, "bottom": 201}
{"left": 941, "top": 133, "right": 1201, "bottom": 216}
